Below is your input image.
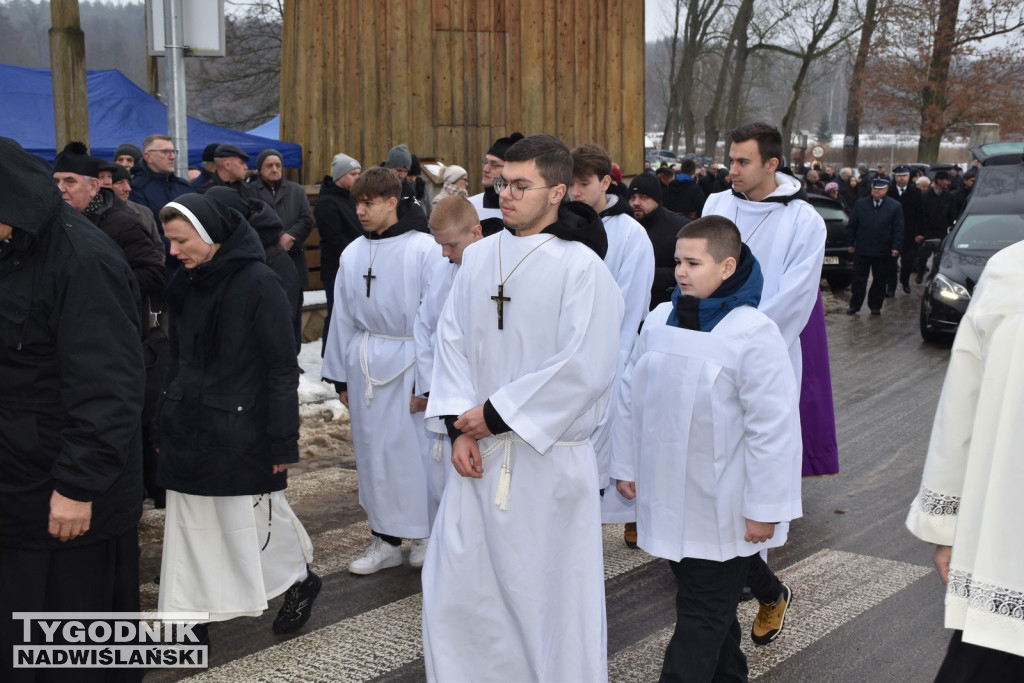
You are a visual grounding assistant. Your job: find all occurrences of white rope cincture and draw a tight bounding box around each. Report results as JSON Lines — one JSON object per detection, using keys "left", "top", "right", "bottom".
{"left": 431, "top": 433, "right": 445, "bottom": 462}
{"left": 479, "top": 433, "right": 588, "bottom": 511}
{"left": 359, "top": 330, "right": 414, "bottom": 406}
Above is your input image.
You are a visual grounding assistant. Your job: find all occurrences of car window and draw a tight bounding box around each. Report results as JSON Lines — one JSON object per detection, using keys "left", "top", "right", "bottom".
{"left": 813, "top": 205, "right": 847, "bottom": 221}
{"left": 953, "top": 214, "right": 1024, "bottom": 252}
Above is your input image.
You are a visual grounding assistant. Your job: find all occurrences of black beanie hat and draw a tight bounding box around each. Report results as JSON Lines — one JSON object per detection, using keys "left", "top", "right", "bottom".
{"left": 628, "top": 173, "right": 663, "bottom": 204}
{"left": 165, "top": 193, "right": 233, "bottom": 244}
{"left": 114, "top": 143, "right": 142, "bottom": 163}
{"left": 409, "top": 154, "right": 422, "bottom": 176}
{"left": 53, "top": 141, "right": 101, "bottom": 177}
{"left": 257, "top": 148, "right": 283, "bottom": 171}
{"left": 109, "top": 163, "right": 132, "bottom": 184}
{"left": 486, "top": 132, "right": 525, "bottom": 161}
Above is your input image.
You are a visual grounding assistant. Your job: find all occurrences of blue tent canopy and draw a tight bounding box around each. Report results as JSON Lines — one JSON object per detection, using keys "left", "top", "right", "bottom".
{"left": 0, "top": 63, "right": 302, "bottom": 168}
{"left": 247, "top": 115, "right": 280, "bottom": 140}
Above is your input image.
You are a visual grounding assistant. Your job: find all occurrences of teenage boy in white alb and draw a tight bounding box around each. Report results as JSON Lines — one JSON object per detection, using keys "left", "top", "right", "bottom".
{"left": 569, "top": 143, "right": 654, "bottom": 523}
{"left": 612, "top": 216, "right": 801, "bottom": 680}
{"left": 422, "top": 134, "right": 623, "bottom": 682}
{"left": 702, "top": 121, "right": 828, "bottom": 645}
{"left": 321, "top": 167, "right": 438, "bottom": 574}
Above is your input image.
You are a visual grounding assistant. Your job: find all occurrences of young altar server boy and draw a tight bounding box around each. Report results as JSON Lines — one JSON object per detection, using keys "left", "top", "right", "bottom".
{"left": 611, "top": 215, "right": 802, "bottom": 681}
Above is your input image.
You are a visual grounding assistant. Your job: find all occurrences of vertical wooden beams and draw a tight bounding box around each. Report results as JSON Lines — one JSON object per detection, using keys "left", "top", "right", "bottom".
{"left": 49, "top": 0, "right": 89, "bottom": 150}
{"left": 281, "top": 1, "right": 643, "bottom": 184}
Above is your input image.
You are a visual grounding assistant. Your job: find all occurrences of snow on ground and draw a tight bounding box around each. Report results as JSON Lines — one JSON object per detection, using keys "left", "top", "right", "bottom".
{"left": 297, "top": 340, "right": 354, "bottom": 467}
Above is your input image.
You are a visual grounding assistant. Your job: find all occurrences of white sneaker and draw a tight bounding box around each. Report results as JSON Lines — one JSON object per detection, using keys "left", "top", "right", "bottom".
{"left": 348, "top": 536, "right": 403, "bottom": 575}
{"left": 408, "top": 538, "right": 429, "bottom": 568}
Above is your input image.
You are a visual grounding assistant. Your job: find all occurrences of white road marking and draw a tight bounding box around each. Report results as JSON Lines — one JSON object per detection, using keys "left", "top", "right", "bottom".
{"left": 607, "top": 549, "right": 933, "bottom": 681}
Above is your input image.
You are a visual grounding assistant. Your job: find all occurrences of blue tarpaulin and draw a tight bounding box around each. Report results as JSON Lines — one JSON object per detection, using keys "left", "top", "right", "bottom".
{"left": 246, "top": 115, "right": 280, "bottom": 140}
{"left": 0, "top": 63, "right": 302, "bottom": 168}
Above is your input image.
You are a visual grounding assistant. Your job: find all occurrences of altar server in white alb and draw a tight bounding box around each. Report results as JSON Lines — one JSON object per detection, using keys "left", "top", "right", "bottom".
{"left": 412, "top": 196, "right": 492, "bottom": 511}
{"left": 321, "top": 167, "right": 439, "bottom": 574}
{"left": 612, "top": 216, "right": 801, "bottom": 681}
{"left": 702, "top": 121, "right": 828, "bottom": 645}
{"left": 906, "top": 239, "right": 1024, "bottom": 680}
{"left": 569, "top": 143, "right": 654, "bottom": 518}
{"left": 422, "top": 134, "right": 624, "bottom": 682}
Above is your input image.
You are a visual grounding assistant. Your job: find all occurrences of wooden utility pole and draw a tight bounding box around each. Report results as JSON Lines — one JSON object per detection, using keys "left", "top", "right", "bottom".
{"left": 48, "top": 0, "right": 89, "bottom": 150}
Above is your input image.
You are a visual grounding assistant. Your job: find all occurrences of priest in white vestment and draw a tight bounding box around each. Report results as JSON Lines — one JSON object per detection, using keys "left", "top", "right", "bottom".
{"left": 907, "top": 239, "right": 1024, "bottom": 676}
{"left": 423, "top": 135, "right": 623, "bottom": 682}
{"left": 321, "top": 168, "right": 439, "bottom": 574}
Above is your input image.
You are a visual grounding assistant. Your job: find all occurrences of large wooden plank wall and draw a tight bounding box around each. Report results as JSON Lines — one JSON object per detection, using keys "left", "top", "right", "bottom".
{"left": 281, "top": 0, "right": 645, "bottom": 188}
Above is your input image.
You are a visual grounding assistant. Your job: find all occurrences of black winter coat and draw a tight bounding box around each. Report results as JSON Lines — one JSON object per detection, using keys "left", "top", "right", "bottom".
{"left": 919, "top": 188, "right": 958, "bottom": 240}
{"left": 0, "top": 137, "right": 144, "bottom": 550}
{"left": 157, "top": 211, "right": 299, "bottom": 496}
{"left": 129, "top": 160, "right": 192, "bottom": 266}
{"left": 86, "top": 187, "right": 166, "bottom": 323}
{"left": 637, "top": 205, "right": 689, "bottom": 309}
{"left": 313, "top": 176, "right": 362, "bottom": 285}
{"left": 887, "top": 182, "right": 923, "bottom": 249}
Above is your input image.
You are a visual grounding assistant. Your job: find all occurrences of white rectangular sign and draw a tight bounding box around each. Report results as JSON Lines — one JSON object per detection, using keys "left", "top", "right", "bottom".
{"left": 147, "top": 0, "right": 225, "bottom": 57}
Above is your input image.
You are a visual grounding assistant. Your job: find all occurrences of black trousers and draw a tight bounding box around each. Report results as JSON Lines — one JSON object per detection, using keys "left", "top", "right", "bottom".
{"left": 747, "top": 552, "right": 783, "bottom": 603}
{"left": 849, "top": 254, "right": 889, "bottom": 312}
{"left": 0, "top": 528, "right": 142, "bottom": 683}
{"left": 660, "top": 555, "right": 753, "bottom": 683}
{"left": 934, "top": 629, "right": 1024, "bottom": 682}
{"left": 917, "top": 241, "right": 940, "bottom": 278}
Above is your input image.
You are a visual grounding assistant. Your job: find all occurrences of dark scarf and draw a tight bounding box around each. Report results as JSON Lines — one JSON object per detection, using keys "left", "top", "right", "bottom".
{"left": 666, "top": 244, "right": 763, "bottom": 331}
{"left": 481, "top": 186, "right": 500, "bottom": 209}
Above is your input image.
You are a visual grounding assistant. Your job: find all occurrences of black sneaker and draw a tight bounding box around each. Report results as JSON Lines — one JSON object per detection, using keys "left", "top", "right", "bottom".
{"left": 273, "top": 568, "right": 322, "bottom": 634}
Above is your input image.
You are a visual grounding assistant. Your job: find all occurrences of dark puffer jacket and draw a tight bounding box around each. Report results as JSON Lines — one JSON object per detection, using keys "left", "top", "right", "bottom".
{"left": 157, "top": 207, "right": 299, "bottom": 496}
{"left": 0, "top": 137, "right": 144, "bottom": 550}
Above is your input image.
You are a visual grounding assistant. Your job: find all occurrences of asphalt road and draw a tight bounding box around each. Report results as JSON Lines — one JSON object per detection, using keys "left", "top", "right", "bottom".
{"left": 141, "top": 280, "right": 957, "bottom": 682}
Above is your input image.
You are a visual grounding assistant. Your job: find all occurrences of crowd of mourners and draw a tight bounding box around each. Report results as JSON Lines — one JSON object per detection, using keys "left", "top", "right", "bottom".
{"left": 0, "top": 122, "right": 1018, "bottom": 683}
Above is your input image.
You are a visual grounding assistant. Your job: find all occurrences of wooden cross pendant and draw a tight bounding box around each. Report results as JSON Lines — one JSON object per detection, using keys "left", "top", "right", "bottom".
{"left": 490, "top": 284, "right": 511, "bottom": 330}
{"left": 363, "top": 267, "right": 376, "bottom": 297}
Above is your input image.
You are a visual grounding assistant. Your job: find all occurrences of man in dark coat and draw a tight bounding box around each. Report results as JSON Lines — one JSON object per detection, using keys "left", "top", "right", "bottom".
{"left": 382, "top": 143, "right": 429, "bottom": 232}
{"left": 249, "top": 147, "right": 315, "bottom": 350}
{"left": 627, "top": 173, "right": 689, "bottom": 309}
{"left": 129, "top": 133, "right": 193, "bottom": 267}
{"left": 314, "top": 152, "right": 364, "bottom": 353}
{"left": 662, "top": 158, "right": 706, "bottom": 219}
{"left": 887, "top": 166, "right": 923, "bottom": 294}
{"left": 915, "top": 170, "right": 959, "bottom": 283}
{"left": 845, "top": 178, "right": 904, "bottom": 315}
{"left": 0, "top": 137, "right": 145, "bottom": 680}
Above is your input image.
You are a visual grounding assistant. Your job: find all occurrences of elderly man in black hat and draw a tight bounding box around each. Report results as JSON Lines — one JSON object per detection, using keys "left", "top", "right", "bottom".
{"left": 249, "top": 148, "right": 314, "bottom": 351}
{"left": 190, "top": 142, "right": 221, "bottom": 190}
{"left": 469, "top": 132, "right": 525, "bottom": 220}
{"left": 915, "top": 169, "right": 959, "bottom": 283}
{"left": 54, "top": 142, "right": 169, "bottom": 508}
{"left": 197, "top": 143, "right": 253, "bottom": 195}
{"left": 845, "top": 176, "right": 904, "bottom": 316}
{"left": 628, "top": 173, "right": 690, "bottom": 309}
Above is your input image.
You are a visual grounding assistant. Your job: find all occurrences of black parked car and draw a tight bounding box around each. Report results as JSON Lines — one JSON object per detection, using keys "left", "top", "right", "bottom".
{"left": 806, "top": 193, "right": 854, "bottom": 289}
{"left": 920, "top": 163, "right": 1024, "bottom": 342}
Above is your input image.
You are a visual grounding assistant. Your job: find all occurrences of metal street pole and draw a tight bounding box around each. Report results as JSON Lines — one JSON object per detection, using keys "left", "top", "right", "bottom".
{"left": 164, "top": 0, "right": 188, "bottom": 178}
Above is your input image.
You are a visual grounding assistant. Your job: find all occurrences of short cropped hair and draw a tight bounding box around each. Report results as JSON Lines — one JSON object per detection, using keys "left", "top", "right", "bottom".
{"left": 429, "top": 195, "right": 479, "bottom": 234}
{"left": 504, "top": 134, "right": 572, "bottom": 188}
{"left": 142, "top": 134, "right": 173, "bottom": 152}
{"left": 729, "top": 122, "right": 783, "bottom": 166}
{"left": 677, "top": 215, "right": 742, "bottom": 264}
{"left": 679, "top": 158, "right": 697, "bottom": 176}
{"left": 571, "top": 143, "right": 612, "bottom": 180}
{"left": 351, "top": 166, "right": 402, "bottom": 202}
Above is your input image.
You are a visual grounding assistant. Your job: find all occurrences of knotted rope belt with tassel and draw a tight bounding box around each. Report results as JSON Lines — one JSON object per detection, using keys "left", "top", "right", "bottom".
{"left": 359, "top": 330, "right": 414, "bottom": 405}
{"left": 478, "top": 433, "right": 588, "bottom": 511}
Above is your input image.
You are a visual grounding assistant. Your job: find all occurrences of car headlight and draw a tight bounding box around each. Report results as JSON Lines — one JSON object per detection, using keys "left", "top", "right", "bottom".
{"left": 933, "top": 273, "right": 971, "bottom": 301}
